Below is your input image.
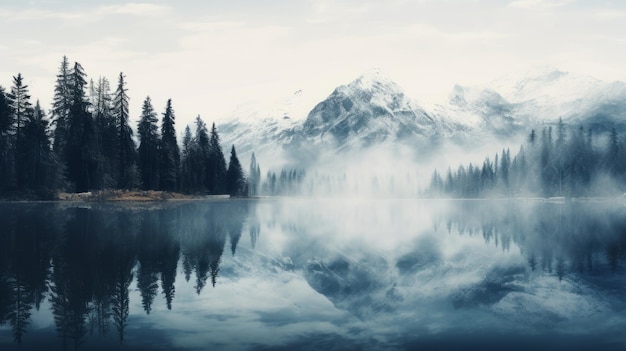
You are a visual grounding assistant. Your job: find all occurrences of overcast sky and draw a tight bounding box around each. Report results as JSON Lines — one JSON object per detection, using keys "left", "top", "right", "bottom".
{"left": 1, "top": 0, "right": 626, "bottom": 129}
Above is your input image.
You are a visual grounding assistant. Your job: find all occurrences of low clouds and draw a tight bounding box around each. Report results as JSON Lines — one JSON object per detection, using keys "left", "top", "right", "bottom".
{"left": 0, "top": 2, "right": 171, "bottom": 22}
{"left": 102, "top": 2, "right": 171, "bottom": 16}
{"left": 508, "top": 0, "right": 574, "bottom": 9}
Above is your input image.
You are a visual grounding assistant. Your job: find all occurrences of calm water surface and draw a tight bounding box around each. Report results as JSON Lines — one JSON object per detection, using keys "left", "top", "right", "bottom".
{"left": 0, "top": 199, "right": 625, "bottom": 350}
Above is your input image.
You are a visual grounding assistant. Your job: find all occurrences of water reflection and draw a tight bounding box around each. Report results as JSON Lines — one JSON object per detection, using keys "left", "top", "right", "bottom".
{"left": 0, "top": 201, "right": 249, "bottom": 349}
{"left": 0, "top": 199, "right": 625, "bottom": 350}
{"left": 442, "top": 200, "right": 626, "bottom": 277}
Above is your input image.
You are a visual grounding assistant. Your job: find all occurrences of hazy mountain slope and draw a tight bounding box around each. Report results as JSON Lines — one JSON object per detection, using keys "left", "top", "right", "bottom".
{"left": 431, "top": 85, "right": 522, "bottom": 141}
{"left": 217, "top": 90, "right": 310, "bottom": 169}
{"left": 297, "top": 69, "right": 440, "bottom": 150}
{"left": 217, "top": 68, "right": 626, "bottom": 169}
{"left": 490, "top": 68, "right": 626, "bottom": 131}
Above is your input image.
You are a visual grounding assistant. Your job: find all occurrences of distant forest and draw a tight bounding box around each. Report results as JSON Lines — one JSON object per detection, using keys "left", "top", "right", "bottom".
{"left": 0, "top": 56, "right": 246, "bottom": 199}
{"left": 429, "top": 120, "right": 626, "bottom": 198}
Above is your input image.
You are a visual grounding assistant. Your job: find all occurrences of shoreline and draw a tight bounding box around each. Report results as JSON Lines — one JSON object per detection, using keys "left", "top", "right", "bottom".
{"left": 0, "top": 190, "right": 238, "bottom": 203}
{"left": 0, "top": 191, "right": 622, "bottom": 204}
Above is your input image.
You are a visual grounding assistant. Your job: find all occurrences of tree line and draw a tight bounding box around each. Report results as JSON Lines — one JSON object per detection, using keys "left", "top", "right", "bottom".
{"left": 0, "top": 56, "right": 246, "bottom": 199}
{"left": 429, "top": 119, "right": 626, "bottom": 198}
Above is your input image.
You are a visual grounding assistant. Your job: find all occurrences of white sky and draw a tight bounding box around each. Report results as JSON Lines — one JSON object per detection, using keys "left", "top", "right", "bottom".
{"left": 1, "top": 0, "right": 626, "bottom": 130}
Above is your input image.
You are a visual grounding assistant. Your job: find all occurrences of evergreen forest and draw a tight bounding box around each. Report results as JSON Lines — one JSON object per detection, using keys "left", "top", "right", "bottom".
{"left": 429, "top": 119, "right": 626, "bottom": 198}
{"left": 0, "top": 56, "right": 246, "bottom": 199}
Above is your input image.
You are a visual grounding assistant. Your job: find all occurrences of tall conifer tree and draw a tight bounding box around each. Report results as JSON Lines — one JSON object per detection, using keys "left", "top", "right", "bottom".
{"left": 0, "top": 86, "right": 13, "bottom": 192}
{"left": 226, "top": 145, "right": 245, "bottom": 196}
{"left": 92, "top": 76, "right": 117, "bottom": 187}
{"left": 65, "top": 62, "right": 101, "bottom": 192}
{"left": 52, "top": 56, "right": 73, "bottom": 157}
{"left": 248, "top": 152, "right": 261, "bottom": 196}
{"left": 207, "top": 123, "right": 226, "bottom": 194}
{"left": 7, "top": 74, "right": 34, "bottom": 188}
{"left": 159, "top": 99, "right": 179, "bottom": 191}
{"left": 194, "top": 116, "right": 210, "bottom": 193}
{"left": 113, "top": 73, "right": 137, "bottom": 189}
{"left": 180, "top": 125, "right": 194, "bottom": 193}
{"left": 137, "top": 96, "right": 160, "bottom": 190}
{"left": 20, "top": 101, "right": 59, "bottom": 196}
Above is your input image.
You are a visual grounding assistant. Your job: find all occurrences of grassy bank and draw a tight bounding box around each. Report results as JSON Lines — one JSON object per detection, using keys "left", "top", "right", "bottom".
{"left": 57, "top": 190, "right": 230, "bottom": 202}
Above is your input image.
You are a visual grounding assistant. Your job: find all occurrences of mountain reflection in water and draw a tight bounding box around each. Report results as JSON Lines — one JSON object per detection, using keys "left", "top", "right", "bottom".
{"left": 0, "top": 199, "right": 625, "bottom": 351}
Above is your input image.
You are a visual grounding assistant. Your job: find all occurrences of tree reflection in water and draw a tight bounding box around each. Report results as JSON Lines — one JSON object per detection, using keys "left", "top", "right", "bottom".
{"left": 0, "top": 201, "right": 248, "bottom": 349}
{"left": 439, "top": 200, "right": 626, "bottom": 278}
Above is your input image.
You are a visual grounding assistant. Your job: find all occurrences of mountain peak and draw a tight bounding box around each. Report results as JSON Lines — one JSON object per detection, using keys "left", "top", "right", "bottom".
{"left": 299, "top": 70, "right": 436, "bottom": 149}
{"left": 349, "top": 68, "right": 402, "bottom": 94}
{"left": 354, "top": 67, "right": 386, "bottom": 83}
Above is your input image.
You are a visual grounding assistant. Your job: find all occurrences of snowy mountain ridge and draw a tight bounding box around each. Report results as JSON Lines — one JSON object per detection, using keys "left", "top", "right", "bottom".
{"left": 218, "top": 68, "right": 626, "bottom": 168}
{"left": 299, "top": 69, "right": 439, "bottom": 148}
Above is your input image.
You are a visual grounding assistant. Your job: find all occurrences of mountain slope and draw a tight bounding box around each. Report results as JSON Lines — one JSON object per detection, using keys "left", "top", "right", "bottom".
{"left": 298, "top": 69, "right": 440, "bottom": 150}
{"left": 431, "top": 85, "right": 521, "bottom": 140}
{"left": 217, "top": 68, "right": 626, "bottom": 169}
{"left": 217, "top": 90, "right": 311, "bottom": 169}
{"left": 490, "top": 68, "right": 626, "bottom": 131}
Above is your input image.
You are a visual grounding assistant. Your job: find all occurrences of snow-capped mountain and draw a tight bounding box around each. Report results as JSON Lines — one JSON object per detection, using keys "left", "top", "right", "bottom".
{"left": 490, "top": 68, "right": 626, "bottom": 130}
{"left": 296, "top": 69, "right": 439, "bottom": 150}
{"left": 217, "top": 89, "right": 311, "bottom": 169}
{"left": 219, "top": 69, "right": 452, "bottom": 168}
{"left": 218, "top": 68, "right": 626, "bottom": 169}
{"left": 431, "top": 85, "right": 521, "bottom": 140}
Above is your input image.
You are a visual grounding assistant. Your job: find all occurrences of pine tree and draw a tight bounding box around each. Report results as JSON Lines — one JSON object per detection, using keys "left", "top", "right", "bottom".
{"left": 207, "top": 123, "right": 226, "bottom": 194}
{"left": 528, "top": 129, "right": 536, "bottom": 146}
{"left": 180, "top": 125, "right": 194, "bottom": 193}
{"left": 182, "top": 125, "right": 192, "bottom": 155}
{"left": 7, "top": 74, "right": 34, "bottom": 189}
{"left": 480, "top": 157, "right": 495, "bottom": 192}
{"left": 7, "top": 74, "right": 32, "bottom": 144}
{"left": 159, "top": 99, "right": 180, "bottom": 192}
{"left": 113, "top": 73, "right": 137, "bottom": 189}
{"left": 247, "top": 152, "right": 261, "bottom": 196}
{"left": 540, "top": 127, "right": 554, "bottom": 196}
{"left": 554, "top": 118, "right": 567, "bottom": 195}
{"left": 195, "top": 116, "right": 210, "bottom": 192}
{"left": 19, "top": 101, "right": 60, "bottom": 197}
{"left": 556, "top": 118, "right": 566, "bottom": 147}
{"left": 499, "top": 148, "right": 511, "bottom": 192}
{"left": 511, "top": 145, "right": 527, "bottom": 194}
{"left": 444, "top": 167, "right": 453, "bottom": 194}
{"left": 606, "top": 127, "right": 621, "bottom": 177}
{"left": 179, "top": 116, "right": 216, "bottom": 194}
{"left": 137, "top": 96, "right": 160, "bottom": 190}
{"left": 0, "top": 86, "right": 14, "bottom": 193}
{"left": 0, "top": 85, "right": 11, "bottom": 144}
{"left": 494, "top": 152, "right": 499, "bottom": 180}
{"left": 65, "top": 62, "right": 88, "bottom": 191}
{"left": 226, "top": 145, "right": 245, "bottom": 197}
{"left": 565, "top": 126, "right": 593, "bottom": 196}
{"left": 92, "top": 77, "right": 117, "bottom": 188}
{"left": 429, "top": 169, "right": 443, "bottom": 196}
{"left": 52, "top": 56, "right": 73, "bottom": 158}
{"left": 65, "top": 62, "right": 101, "bottom": 192}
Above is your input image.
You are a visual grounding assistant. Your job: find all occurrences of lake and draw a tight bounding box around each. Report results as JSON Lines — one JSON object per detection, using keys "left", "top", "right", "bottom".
{"left": 0, "top": 198, "right": 625, "bottom": 350}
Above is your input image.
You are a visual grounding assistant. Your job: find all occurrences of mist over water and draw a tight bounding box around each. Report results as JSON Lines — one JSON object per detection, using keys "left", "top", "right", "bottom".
{"left": 247, "top": 119, "right": 534, "bottom": 198}
{"left": 0, "top": 199, "right": 625, "bottom": 350}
